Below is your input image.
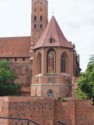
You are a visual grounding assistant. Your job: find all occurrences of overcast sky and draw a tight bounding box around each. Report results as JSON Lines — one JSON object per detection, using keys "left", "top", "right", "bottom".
{"left": 0, "top": 0, "right": 94, "bottom": 72}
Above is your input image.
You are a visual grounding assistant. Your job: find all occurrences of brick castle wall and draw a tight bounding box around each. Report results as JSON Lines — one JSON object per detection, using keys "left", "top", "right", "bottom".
{"left": 0, "top": 97, "right": 94, "bottom": 125}
{"left": 0, "top": 97, "right": 54, "bottom": 125}
{"left": 54, "top": 100, "right": 94, "bottom": 125}
{"left": 9, "top": 58, "right": 32, "bottom": 95}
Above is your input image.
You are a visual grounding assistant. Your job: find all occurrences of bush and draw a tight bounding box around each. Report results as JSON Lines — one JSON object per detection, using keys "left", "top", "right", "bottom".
{"left": 0, "top": 60, "right": 20, "bottom": 96}
{"left": 76, "top": 55, "right": 94, "bottom": 99}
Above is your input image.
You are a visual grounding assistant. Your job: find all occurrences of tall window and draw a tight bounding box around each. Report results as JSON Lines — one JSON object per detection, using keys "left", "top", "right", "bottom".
{"left": 40, "top": 16, "right": 42, "bottom": 21}
{"left": 34, "top": 16, "right": 36, "bottom": 22}
{"left": 40, "top": 24, "right": 42, "bottom": 29}
{"left": 61, "top": 55, "right": 66, "bottom": 72}
{"left": 37, "top": 53, "right": 41, "bottom": 74}
{"left": 47, "top": 49, "right": 56, "bottom": 73}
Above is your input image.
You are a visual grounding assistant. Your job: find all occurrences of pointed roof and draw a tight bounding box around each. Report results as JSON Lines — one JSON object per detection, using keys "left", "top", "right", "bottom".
{"left": 34, "top": 16, "right": 73, "bottom": 49}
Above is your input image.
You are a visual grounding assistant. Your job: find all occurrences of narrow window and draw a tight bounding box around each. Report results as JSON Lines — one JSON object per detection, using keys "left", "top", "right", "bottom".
{"left": 40, "top": 16, "right": 42, "bottom": 21}
{"left": 50, "top": 38, "right": 53, "bottom": 43}
{"left": 49, "top": 38, "right": 55, "bottom": 43}
{"left": 61, "top": 55, "right": 65, "bottom": 72}
{"left": 34, "top": 16, "right": 36, "bottom": 22}
{"left": 40, "top": 24, "right": 42, "bottom": 29}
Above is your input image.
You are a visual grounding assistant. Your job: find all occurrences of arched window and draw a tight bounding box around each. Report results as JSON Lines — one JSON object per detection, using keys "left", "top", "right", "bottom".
{"left": 34, "top": 16, "right": 36, "bottom": 22}
{"left": 40, "top": 16, "right": 42, "bottom": 21}
{"left": 47, "top": 89, "right": 54, "bottom": 97}
{"left": 37, "top": 53, "right": 42, "bottom": 74}
{"left": 61, "top": 54, "right": 66, "bottom": 72}
{"left": 47, "top": 49, "right": 56, "bottom": 73}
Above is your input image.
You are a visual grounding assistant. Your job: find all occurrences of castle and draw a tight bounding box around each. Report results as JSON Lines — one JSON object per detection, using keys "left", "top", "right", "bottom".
{"left": 0, "top": 1, "right": 94, "bottom": 125}
{"left": 0, "top": 0, "right": 80, "bottom": 97}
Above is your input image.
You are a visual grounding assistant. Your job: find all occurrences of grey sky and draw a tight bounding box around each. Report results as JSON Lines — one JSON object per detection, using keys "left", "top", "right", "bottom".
{"left": 0, "top": 0, "right": 94, "bottom": 71}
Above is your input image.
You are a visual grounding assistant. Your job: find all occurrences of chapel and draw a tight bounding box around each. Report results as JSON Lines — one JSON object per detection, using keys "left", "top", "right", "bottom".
{"left": 0, "top": 0, "right": 80, "bottom": 98}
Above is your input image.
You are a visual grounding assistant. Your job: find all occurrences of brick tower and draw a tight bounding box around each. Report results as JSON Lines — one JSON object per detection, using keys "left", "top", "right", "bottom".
{"left": 31, "top": 0, "right": 48, "bottom": 46}
{"left": 31, "top": 17, "right": 75, "bottom": 98}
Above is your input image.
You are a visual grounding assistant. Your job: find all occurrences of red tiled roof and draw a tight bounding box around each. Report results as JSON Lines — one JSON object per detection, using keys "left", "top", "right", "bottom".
{"left": 0, "top": 36, "right": 31, "bottom": 57}
{"left": 34, "top": 16, "right": 73, "bottom": 49}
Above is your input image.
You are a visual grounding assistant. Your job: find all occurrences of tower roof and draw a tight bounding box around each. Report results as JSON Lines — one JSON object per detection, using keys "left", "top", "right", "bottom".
{"left": 34, "top": 16, "right": 73, "bottom": 49}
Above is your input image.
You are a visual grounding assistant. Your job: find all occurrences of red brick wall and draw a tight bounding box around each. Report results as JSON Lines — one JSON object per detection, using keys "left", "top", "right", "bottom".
{"left": 0, "top": 97, "right": 54, "bottom": 125}
{"left": 75, "top": 100, "right": 94, "bottom": 125}
{"left": 54, "top": 100, "right": 74, "bottom": 125}
{"left": 0, "top": 97, "right": 94, "bottom": 125}
{"left": 54, "top": 100, "right": 94, "bottom": 125}
{"left": 0, "top": 98, "right": 8, "bottom": 125}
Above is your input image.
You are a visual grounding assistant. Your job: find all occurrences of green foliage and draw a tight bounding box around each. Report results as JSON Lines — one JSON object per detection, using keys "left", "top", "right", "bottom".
{"left": 0, "top": 59, "right": 20, "bottom": 96}
{"left": 76, "top": 55, "right": 94, "bottom": 99}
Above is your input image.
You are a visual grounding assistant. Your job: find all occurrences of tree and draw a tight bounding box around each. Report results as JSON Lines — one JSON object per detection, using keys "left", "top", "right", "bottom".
{"left": 76, "top": 55, "right": 94, "bottom": 99}
{"left": 0, "top": 59, "right": 20, "bottom": 96}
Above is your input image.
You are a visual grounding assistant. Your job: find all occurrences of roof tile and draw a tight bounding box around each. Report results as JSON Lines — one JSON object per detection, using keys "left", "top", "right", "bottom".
{"left": 0, "top": 36, "right": 31, "bottom": 57}
{"left": 34, "top": 16, "right": 73, "bottom": 49}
